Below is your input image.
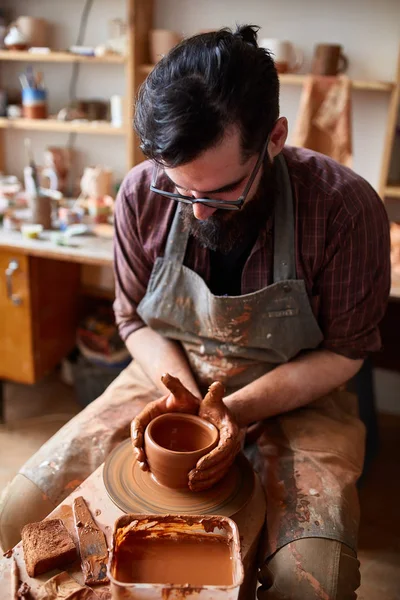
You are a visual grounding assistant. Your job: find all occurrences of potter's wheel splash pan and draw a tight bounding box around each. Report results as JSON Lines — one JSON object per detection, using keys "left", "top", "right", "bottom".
{"left": 103, "top": 439, "right": 254, "bottom": 517}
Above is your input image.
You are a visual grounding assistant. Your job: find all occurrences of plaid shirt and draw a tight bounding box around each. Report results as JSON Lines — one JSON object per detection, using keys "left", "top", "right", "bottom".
{"left": 114, "top": 146, "right": 391, "bottom": 359}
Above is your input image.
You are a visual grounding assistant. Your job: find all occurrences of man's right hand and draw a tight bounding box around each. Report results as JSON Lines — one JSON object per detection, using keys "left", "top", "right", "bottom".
{"left": 130, "top": 373, "right": 199, "bottom": 470}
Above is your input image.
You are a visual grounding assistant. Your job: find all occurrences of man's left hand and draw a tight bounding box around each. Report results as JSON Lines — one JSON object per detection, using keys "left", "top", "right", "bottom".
{"left": 188, "top": 381, "right": 242, "bottom": 492}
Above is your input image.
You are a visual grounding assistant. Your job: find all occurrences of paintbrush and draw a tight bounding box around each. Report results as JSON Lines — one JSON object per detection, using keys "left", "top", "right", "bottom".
{"left": 35, "top": 71, "right": 44, "bottom": 90}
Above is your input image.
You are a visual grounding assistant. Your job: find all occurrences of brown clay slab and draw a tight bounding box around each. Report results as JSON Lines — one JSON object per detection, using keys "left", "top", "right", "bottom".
{"left": 73, "top": 496, "right": 109, "bottom": 586}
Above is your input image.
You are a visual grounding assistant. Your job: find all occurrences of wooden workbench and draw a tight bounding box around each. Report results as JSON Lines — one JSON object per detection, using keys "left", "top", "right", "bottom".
{"left": 0, "top": 229, "right": 113, "bottom": 267}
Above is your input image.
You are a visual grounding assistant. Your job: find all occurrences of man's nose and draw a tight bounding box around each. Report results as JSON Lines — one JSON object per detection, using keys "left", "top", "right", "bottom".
{"left": 192, "top": 203, "right": 217, "bottom": 220}
{"left": 191, "top": 193, "right": 217, "bottom": 220}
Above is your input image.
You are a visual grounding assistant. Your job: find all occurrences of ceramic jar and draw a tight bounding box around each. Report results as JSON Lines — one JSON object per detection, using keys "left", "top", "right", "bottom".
{"left": 149, "top": 29, "right": 182, "bottom": 64}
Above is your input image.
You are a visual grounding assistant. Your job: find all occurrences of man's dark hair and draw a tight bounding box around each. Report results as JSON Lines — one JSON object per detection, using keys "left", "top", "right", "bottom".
{"left": 134, "top": 25, "right": 279, "bottom": 167}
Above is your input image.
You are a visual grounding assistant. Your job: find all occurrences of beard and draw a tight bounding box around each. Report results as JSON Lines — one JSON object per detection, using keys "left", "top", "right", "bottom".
{"left": 180, "top": 160, "right": 275, "bottom": 255}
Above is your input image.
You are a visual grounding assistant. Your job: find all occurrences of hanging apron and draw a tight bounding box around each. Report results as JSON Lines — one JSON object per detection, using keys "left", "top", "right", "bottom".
{"left": 137, "top": 152, "right": 365, "bottom": 557}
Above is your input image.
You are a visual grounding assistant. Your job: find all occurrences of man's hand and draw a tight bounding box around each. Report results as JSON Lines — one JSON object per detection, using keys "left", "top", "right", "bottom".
{"left": 131, "top": 373, "right": 199, "bottom": 470}
{"left": 189, "top": 381, "right": 241, "bottom": 492}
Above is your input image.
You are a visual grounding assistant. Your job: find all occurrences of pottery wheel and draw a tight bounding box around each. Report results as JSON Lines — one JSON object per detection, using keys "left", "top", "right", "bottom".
{"left": 103, "top": 439, "right": 255, "bottom": 517}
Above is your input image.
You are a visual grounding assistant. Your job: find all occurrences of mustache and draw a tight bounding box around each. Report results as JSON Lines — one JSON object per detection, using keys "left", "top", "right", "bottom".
{"left": 180, "top": 162, "right": 274, "bottom": 254}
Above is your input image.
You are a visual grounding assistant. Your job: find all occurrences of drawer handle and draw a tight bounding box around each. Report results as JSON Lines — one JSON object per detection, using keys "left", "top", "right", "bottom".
{"left": 5, "top": 260, "right": 22, "bottom": 306}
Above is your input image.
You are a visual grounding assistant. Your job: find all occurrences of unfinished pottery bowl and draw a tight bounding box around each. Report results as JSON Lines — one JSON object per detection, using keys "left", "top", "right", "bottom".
{"left": 144, "top": 413, "right": 218, "bottom": 489}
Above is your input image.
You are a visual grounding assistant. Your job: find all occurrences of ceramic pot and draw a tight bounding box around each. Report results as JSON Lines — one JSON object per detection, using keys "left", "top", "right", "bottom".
{"left": 80, "top": 166, "right": 113, "bottom": 198}
{"left": 149, "top": 29, "right": 182, "bottom": 64}
{"left": 15, "top": 17, "right": 49, "bottom": 48}
{"left": 144, "top": 413, "right": 218, "bottom": 489}
{"left": 4, "top": 25, "right": 28, "bottom": 50}
{"left": 259, "top": 38, "right": 303, "bottom": 73}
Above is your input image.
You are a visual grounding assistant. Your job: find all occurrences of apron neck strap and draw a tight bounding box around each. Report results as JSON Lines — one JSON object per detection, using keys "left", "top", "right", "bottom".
{"left": 164, "top": 153, "right": 297, "bottom": 279}
{"left": 164, "top": 204, "right": 190, "bottom": 263}
{"left": 273, "top": 153, "right": 297, "bottom": 282}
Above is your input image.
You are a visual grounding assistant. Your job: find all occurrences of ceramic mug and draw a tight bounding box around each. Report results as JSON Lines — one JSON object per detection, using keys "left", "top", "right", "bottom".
{"left": 259, "top": 38, "right": 303, "bottom": 73}
{"left": 311, "top": 44, "right": 349, "bottom": 76}
{"left": 144, "top": 413, "right": 219, "bottom": 489}
{"left": 149, "top": 29, "right": 182, "bottom": 64}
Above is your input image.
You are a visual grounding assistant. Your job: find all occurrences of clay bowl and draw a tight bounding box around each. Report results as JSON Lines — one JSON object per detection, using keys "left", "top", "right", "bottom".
{"left": 144, "top": 413, "right": 218, "bottom": 489}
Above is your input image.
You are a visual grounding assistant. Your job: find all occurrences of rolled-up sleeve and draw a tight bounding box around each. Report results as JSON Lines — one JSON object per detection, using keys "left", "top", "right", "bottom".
{"left": 318, "top": 180, "right": 391, "bottom": 359}
{"left": 113, "top": 176, "right": 153, "bottom": 342}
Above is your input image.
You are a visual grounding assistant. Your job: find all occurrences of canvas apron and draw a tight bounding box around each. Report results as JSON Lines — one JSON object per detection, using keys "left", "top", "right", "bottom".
{"left": 137, "top": 153, "right": 365, "bottom": 557}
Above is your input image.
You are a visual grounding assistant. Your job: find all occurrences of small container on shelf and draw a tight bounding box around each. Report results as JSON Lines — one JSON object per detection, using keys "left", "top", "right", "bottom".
{"left": 22, "top": 87, "right": 48, "bottom": 119}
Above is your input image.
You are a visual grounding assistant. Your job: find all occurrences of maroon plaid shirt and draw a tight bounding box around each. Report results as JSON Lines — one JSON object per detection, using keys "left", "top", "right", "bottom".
{"left": 114, "top": 146, "right": 391, "bottom": 359}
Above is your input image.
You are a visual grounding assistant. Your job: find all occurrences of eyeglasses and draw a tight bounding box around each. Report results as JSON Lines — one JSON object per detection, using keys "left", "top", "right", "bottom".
{"left": 149, "top": 136, "right": 270, "bottom": 211}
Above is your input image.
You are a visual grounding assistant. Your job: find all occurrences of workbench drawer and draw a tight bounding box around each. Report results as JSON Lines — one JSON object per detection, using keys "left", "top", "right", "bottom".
{"left": 0, "top": 250, "right": 80, "bottom": 384}
{"left": 0, "top": 252, "right": 33, "bottom": 382}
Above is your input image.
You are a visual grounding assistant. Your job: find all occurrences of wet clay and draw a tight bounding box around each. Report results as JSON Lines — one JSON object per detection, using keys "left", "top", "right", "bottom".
{"left": 144, "top": 414, "right": 219, "bottom": 489}
{"left": 114, "top": 532, "right": 233, "bottom": 586}
{"left": 104, "top": 439, "right": 254, "bottom": 516}
{"left": 151, "top": 415, "right": 215, "bottom": 452}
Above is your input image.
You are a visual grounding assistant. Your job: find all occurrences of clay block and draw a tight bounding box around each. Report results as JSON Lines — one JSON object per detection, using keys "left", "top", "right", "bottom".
{"left": 21, "top": 518, "right": 77, "bottom": 577}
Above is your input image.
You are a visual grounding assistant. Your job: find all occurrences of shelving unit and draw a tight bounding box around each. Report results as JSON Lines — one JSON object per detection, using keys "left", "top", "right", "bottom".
{"left": 0, "top": 0, "right": 153, "bottom": 173}
{"left": 378, "top": 48, "right": 400, "bottom": 200}
{"left": 385, "top": 185, "right": 400, "bottom": 199}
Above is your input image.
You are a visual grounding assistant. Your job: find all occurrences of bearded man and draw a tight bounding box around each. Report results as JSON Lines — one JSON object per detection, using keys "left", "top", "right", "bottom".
{"left": 0, "top": 25, "right": 390, "bottom": 600}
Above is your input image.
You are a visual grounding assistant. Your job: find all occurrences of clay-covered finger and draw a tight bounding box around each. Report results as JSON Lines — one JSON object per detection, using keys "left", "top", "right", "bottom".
{"left": 131, "top": 419, "right": 144, "bottom": 448}
{"left": 195, "top": 430, "right": 240, "bottom": 471}
{"left": 201, "top": 381, "right": 225, "bottom": 407}
{"left": 192, "top": 439, "right": 240, "bottom": 476}
{"left": 133, "top": 446, "right": 147, "bottom": 465}
{"left": 189, "top": 467, "right": 234, "bottom": 492}
{"left": 161, "top": 373, "right": 199, "bottom": 411}
{"left": 188, "top": 446, "right": 238, "bottom": 484}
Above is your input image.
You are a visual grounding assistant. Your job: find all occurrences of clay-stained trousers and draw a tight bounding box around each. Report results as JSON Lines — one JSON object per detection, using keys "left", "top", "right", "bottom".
{"left": 258, "top": 537, "right": 360, "bottom": 599}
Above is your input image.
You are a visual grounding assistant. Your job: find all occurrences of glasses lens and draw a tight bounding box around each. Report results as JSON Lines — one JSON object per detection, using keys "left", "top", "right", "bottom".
{"left": 200, "top": 201, "right": 241, "bottom": 210}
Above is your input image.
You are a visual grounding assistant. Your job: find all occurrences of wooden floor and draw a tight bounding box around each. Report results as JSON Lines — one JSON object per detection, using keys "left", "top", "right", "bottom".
{"left": 357, "top": 413, "right": 400, "bottom": 600}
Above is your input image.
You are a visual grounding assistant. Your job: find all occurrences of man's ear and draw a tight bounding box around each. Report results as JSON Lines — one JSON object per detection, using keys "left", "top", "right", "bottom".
{"left": 268, "top": 117, "right": 288, "bottom": 159}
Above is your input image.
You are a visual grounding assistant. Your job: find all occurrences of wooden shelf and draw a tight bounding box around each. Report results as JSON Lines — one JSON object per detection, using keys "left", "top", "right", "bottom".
{"left": 280, "top": 73, "right": 395, "bottom": 92}
{"left": 0, "top": 49, "right": 126, "bottom": 64}
{"left": 385, "top": 185, "right": 400, "bottom": 198}
{"left": 0, "top": 117, "right": 127, "bottom": 135}
{"left": 139, "top": 64, "right": 395, "bottom": 92}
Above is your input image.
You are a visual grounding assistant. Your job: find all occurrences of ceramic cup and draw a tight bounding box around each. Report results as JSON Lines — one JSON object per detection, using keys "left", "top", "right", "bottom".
{"left": 15, "top": 17, "right": 49, "bottom": 48}
{"left": 259, "top": 38, "right": 303, "bottom": 73}
{"left": 311, "top": 44, "right": 349, "bottom": 76}
{"left": 144, "top": 413, "right": 219, "bottom": 489}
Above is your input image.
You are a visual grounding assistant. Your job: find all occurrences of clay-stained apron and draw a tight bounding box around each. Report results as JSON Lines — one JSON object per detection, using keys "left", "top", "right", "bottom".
{"left": 137, "top": 152, "right": 365, "bottom": 557}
